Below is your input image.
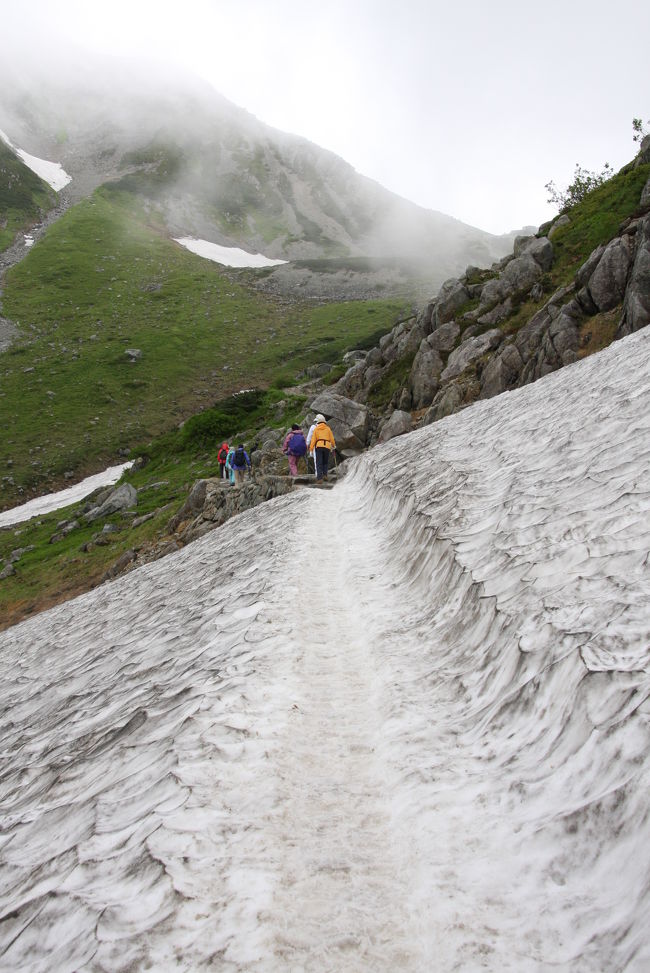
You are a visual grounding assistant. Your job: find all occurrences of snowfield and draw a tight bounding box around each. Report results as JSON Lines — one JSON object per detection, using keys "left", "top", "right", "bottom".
{"left": 1, "top": 329, "right": 649, "bottom": 971}
{"left": 173, "top": 237, "right": 287, "bottom": 268}
{"left": 0, "top": 463, "right": 133, "bottom": 529}
{"left": 0, "top": 128, "right": 72, "bottom": 192}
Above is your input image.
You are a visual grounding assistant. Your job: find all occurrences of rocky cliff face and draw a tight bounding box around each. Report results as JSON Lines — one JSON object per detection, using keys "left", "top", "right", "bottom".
{"left": 328, "top": 155, "right": 650, "bottom": 444}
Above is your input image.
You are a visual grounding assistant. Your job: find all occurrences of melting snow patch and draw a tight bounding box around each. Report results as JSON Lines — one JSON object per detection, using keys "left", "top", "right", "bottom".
{"left": 174, "top": 236, "right": 287, "bottom": 268}
{"left": 0, "top": 127, "right": 71, "bottom": 192}
{"left": 0, "top": 462, "right": 133, "bottom": 528}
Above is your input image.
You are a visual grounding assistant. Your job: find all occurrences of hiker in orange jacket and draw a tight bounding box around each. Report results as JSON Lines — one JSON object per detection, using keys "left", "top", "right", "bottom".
{"left": 309, "top": 414, "right": 336, "bottom": 481}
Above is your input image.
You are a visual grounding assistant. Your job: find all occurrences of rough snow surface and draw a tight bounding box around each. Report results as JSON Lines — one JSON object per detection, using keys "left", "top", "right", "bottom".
{"left": 0, "top": 463, "right": 133, "bottom": 529}
{"left": 173, "top": 236, "right": 287, "bottom": 268}
{"left": 1, "top": 330, "right": 650, "bottom": 971}
{"left": 0, "top": 128, "right": 72, "bottom": 191}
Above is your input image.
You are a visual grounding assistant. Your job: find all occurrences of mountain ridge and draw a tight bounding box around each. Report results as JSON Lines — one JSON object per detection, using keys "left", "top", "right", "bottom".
{"left": 0, "top": 60, "right": 523, "bottom": 292}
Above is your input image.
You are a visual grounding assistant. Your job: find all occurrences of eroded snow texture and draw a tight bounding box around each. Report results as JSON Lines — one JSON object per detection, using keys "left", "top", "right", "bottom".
{"left": 1, "top": 330, "right": 649, "bottom": 971}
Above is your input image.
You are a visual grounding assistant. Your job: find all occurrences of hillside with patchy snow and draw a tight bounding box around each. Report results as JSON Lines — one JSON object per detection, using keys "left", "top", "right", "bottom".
{"left": 1, "top": 328, "right": 649, "bottom": 971}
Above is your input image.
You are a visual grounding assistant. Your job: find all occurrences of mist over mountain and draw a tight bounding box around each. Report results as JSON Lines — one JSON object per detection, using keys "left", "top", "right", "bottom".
{"left": 0, "top": 55, "right": 521, "bottom": 295}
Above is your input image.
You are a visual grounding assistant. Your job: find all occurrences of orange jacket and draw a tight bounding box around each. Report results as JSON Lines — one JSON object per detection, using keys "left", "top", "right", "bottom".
{"left": 309, "top": 421, "right": 336, "bottom": 451}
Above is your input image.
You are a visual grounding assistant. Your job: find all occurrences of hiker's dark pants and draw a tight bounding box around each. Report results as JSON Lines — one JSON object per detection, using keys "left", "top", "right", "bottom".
{"left": 315, "top": 447, "right": 330, "bottom": 479}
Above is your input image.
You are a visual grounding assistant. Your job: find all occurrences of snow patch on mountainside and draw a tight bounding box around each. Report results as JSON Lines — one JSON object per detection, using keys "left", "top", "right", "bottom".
{"left": 173, "top": 237, "right": 288, "bottom": 268}
{"left": 0, "top": 127, "right": 71, "bottom": 191}
{"left": 0, "top": 463, "right": 133, "bottom": 528}
{"left": 1, "top": 329, "right": 649, "bottom": 971}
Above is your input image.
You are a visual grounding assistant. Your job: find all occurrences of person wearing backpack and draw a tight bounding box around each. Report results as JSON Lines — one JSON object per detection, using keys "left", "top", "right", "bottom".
{"left": 309, "top": 414, "right": 336, "bottom": 481}
{"left": 217, "top": 441, "right": 229, "bottom": 479}
{"left": 282, "top": 423, "right": 307, "bottom": 476}
{"left": 230, "top": 443, "right": 251, "bottom": 486}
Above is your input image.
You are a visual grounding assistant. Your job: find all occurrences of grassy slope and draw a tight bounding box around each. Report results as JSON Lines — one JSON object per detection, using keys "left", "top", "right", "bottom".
{"left": 0, "top": 186, "right": 404, "bottom": 505}
{"left": 0, "top": 388, "right": 308, "bottom": 629}
{"left": 0, "top": 142, "right": 57, "bottom": 250}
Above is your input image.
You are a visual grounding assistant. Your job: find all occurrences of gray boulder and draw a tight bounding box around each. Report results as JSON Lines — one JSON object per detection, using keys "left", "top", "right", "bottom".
{"left": 548, "top": 215, "right": 571, "bottom": 238}
{"left": 477, "top": 298, "right": 513, "bottom": 327}
{"left": 378, "top": 410, "right": 412, "bottom": 444}
{"left": 409, "top": 342, "right": 444, "bottom": 409}
{"left": 513, "top": 235, "right": 535, "bottom": 257}
{"left": 500, "top": 253, "right": 543, "bottom": 294}
{"left": 441, "top": 329, "right": 503, "bottom": 382}
{"left": 575, "top": 245, "right": 606, "bottom": 290}
{"left": 618, "top": 213, "right": 650, "bottom": 336}
{"left": 434, "top": 278, "right": 471, "bottom": 325}
{"left": 641, "top": 176, "right": 650, "bottom": 210}
{"left": 84, "top": 483, "right": 138, "bottom": 523}
{"left": 309, "top": 390, "right": 370, "bottom": 450}
{"left": 479, "top": 277, "right": 504, "bottom": 309}
{"left": 427, "top": 321, "right": 460, "bottom": 353}
{"left": 587, "top": 235, "right": 634, "bottom": 311}
{"left": 167, "top": 480, "right": 209, "bottom": 532}
{"left": 521, "top": 236, "right": 554, "bottom": 272}
{"left": 479, "top": 343, "right": 524, "bottom": 399}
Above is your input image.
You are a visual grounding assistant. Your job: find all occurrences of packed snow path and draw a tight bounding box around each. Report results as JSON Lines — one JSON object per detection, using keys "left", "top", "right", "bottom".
{"left": 1, "top": 330, "right": 650, "bottom": 971}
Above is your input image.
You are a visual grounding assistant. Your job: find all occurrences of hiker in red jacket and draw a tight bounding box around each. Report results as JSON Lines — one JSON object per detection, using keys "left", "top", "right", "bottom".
{"left": 217, "top": 441, "right": 229, "bottom": 479}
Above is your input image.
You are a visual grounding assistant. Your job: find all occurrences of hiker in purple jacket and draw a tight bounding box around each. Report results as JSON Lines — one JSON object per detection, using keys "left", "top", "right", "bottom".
{"left": 282, "top": 424, "right": 307, "bottom": 476}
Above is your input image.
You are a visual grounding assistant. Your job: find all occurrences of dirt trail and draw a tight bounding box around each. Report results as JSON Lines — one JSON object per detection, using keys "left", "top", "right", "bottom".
{"left": 0, "top": 189, "right": 72, "bottom": 351}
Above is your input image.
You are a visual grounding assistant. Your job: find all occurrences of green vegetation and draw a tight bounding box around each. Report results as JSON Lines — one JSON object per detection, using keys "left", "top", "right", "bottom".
{"left": 0, "top": 142, "right": 56, "bottom": 250}
{"left": 0, "top": 185, "right": 403, "bottom": 506}
{"left": 366, "top": 352, "right": 416, "bottom": 408}
{"left": 545, "top": 162, "right": 614, "bottom": 213}
{"left": 545, "top": 162, "right": 650, "bottom": 284}
{"left": 0, "top": 386, "right": 307, "bottom": 629}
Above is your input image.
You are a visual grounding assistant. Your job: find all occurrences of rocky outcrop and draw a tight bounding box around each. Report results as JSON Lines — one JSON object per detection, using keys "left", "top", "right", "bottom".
{"left": 84, "top": 483, "right": 138, "bottom": 523}
{"left": 618, "top": 211, "right": 650, "bottom": 337}
{"left": 169, "top": 475, "right": 295, "bottom": 543}
{"left": 441, "top": 329, "right": 503, "bottom": 382}
{"left": 377, "top": 410, "right": 412, "bottom": 443}
{"left": 309, "top": 390, "right": 370, "bottom": 452}
{"left": 328, "top": 164, "right": 650, "bottom": 438}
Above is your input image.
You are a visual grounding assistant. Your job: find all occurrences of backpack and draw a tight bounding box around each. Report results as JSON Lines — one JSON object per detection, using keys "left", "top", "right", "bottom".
{"left": 217, "top": 445, "right": 229, "bottom": 463}
{"left": 233, "top": 447, "right": 246, "bottom": 467}
{"left": 288, "top": 432, "right": 307, "bottom": 456}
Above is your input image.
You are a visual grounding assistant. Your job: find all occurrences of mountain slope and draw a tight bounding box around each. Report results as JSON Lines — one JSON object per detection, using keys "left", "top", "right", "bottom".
{"left": 0, "top": 59, "right": 517, "bottom": 288}
{"left": 1, "top": 326, "right": 649, "bottom": 970}
{"left": 0, "top": 138, "right": 56, "bottom": 251}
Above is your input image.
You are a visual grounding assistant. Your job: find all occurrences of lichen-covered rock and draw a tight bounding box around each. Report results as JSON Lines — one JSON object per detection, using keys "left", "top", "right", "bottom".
{"left": 575, "top": 245, "right": 606, "bottom": 290}
{"left": 500, "top": 253, "right": 543, "bottom": 294}
{"left": 84, "top": 483, "right": 138, "bottom": 523}
{"left": 409, "top": 342, "right": 443, "bottom": 409}
{"left": 479, "top": 343, "right": 524, "bottom": 399}
{"left": 618, "top": 213, "right": 650, "bottom": 336}
{"left": 477, "top": 298, "right": 513, "bottom": 327}
{"left": 521, "top": 236, "right": 554, "bottom": 272}
{"left": 434, "top": 278, "right": 471, "bottom": 325}
{"left": 587, "top": 235, "right": 634, "bottom": 311}
{"left": 479, "top": 277, "right": 504, "bottom": 308}
{"left": 378, "top": 410, "right": 412, "bottom": 443}
{"left": 548, "top": 214, "right": 571, "bottom": 238}
{"left": 427, "top": 321, "right": 460, "bottom": 353}
{"left": 441, "top": 329, "right": 503, "bottom": 382}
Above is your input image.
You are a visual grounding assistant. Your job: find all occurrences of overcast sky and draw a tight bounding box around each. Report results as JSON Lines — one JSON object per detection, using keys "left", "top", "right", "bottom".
{"left": 4, "top": 0, "right": 650, "bottom": 234}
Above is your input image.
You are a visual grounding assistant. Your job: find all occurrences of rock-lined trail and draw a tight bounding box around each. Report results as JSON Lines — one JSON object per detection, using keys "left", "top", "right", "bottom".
{"left": 1, "top": 329, "right": 650, "bottom": 971}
